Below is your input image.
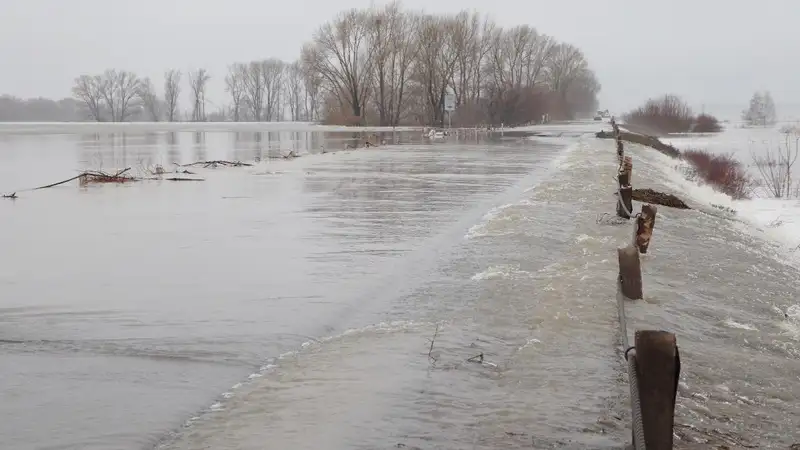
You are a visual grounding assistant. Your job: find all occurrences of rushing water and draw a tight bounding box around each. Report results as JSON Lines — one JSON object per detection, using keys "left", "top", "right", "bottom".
{"left": 1, "top": 124, "right": 799, "bottom": 450}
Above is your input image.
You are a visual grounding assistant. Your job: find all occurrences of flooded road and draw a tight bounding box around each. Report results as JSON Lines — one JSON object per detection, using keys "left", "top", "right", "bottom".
{"left": 1, "top": 125, "right": 799, "bottom": 449}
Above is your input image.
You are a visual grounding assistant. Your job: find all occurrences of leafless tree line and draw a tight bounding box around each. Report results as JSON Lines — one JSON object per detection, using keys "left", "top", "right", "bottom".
{"left": 71, "top": 3, "right": 599, "bottom": 126}
{"left": 303, "top": 4, "right": 600, "bottom": 126}
{"left": 72, "top": 68, "right": 207, "bottom": 122}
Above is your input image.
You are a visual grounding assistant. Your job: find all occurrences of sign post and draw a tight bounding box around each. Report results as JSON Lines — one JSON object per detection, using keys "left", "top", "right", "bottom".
{"left": 444, "top": 94, "right": 455, "bottom": 129}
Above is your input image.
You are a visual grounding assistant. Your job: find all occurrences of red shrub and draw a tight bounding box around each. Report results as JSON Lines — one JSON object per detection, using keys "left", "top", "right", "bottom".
{"left": 682, "top": 149, "right": 751, "bottom": 199}
{"left": 624, "top": 95, "right": 695, "bottom": 134}
{"left": 693, "top": 114, "right": 722, "bottom": 133}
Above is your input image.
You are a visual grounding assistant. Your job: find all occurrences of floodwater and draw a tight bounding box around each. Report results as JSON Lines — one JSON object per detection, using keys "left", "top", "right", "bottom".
{"left": 0, "top": 124, "right": 799, "bottom": 450}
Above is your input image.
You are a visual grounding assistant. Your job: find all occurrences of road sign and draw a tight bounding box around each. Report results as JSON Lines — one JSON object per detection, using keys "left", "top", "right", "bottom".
{"left": 444, "top": 94, "right": 455, "bottom": 112}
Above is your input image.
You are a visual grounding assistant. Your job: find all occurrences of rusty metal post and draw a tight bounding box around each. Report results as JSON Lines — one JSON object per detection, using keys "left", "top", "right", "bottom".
{"left": 617, "top": 156, "right": 634, "bottom": 219}
{"left": 617, "top": 245, "right": 643, "bottom": 300}
{"left": 636, "top": 204, "right": 657, "bottom": 253}
{"left": 635, "top": 330, "right": 679, "bottom": 450}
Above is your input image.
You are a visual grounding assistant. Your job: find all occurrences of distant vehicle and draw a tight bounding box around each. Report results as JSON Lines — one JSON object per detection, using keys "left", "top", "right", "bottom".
{"left": 593, "top": 109, "right": 611, "bottom": 121}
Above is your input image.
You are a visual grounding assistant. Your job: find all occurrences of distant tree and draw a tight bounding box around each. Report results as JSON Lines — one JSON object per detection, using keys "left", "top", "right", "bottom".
{"left": 72, "top": 70, "right": 140, "bottom": 122}
{"left": 137, "top": 77, "right": 161, "bottom": 121}
{"left": 284, "top": 61, "right": 306, "bottom": 121}
{"left": 742, "top": 90, "right": 777, "bottom": 127}
{"left": 260, "top": 59, "right": 285, "bottom": 121}
{"left": 225, "top": 64, "right": 246, "bottom": 122}
{"left": 305, "top": 9, "right": 377, "bottom": 123}
{"left": 189, "top": 68, "right": 210, "bottom": 122}
{"left": 164, "top": 69, "right": 182, "bottom": 122}
{"left": 0, "top": 96, "right": 83, "bottom": 121}
{"left": 72, "top": 75, "right": 105, "bottom": 121}
{"left": 98, "top": 69, "right": 141, "bottom": 122}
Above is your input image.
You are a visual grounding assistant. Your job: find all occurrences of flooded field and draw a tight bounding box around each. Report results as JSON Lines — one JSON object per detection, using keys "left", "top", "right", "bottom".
{"left": 1, "top": 124, "right": 799, "bottom": 449}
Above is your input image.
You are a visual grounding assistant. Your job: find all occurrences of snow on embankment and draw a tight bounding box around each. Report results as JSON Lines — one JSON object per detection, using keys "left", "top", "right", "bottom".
{"left": 658, "top": 127, "right": 800, "bottom": 261}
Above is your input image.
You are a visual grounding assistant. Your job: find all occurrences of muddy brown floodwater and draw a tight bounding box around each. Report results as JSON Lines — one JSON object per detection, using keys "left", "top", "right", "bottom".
{"left": 0, "top": 124, "right": 798, "bottom": 450}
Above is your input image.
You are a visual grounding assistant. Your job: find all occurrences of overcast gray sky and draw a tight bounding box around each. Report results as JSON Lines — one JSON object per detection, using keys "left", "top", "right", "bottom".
{"left": 2, "top": 0, "right": 798, "bottom": 115}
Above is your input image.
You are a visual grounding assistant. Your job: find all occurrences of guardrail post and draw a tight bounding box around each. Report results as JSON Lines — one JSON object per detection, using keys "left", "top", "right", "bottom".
{"left": 635, "top": 204, "right": 657, "bottom": 253}
{"left": 617, "top": 245, "right": 643, "bottom": 300}
{"left": 635, "top": 330, "right": 680, "bottom": 450}
{"left": 617, "top": 157, "right": 633, "bottom": 219}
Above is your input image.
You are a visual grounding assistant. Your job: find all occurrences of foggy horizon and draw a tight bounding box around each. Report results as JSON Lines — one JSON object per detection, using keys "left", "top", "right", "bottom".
{"left": 2, "top": 0, "right": 800, "bottom": 114}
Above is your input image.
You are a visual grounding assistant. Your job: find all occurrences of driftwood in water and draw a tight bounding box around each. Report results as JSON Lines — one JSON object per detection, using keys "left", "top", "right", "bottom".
{"left": 179, "top": 160, "right": 252, "bottom": 168}
{"left": 79, "top": 168, "right": 136, "bottom": 185}
{"left": 635, "top": 330, "right": 680, "bottom": 450}
{"left": 15, "top": 168, "right": 139, "bottom": 190}
{"left": 596, "top": 130, "right": 681, "bottom": 158}
{"left": 632, "top": 188, "right": 690, "bottom": 210}
{"left": 636, "top": 204, "right": 657, "bottom": 253}
{"left": 618, "top": 245, "right": 643, "bottom": 299}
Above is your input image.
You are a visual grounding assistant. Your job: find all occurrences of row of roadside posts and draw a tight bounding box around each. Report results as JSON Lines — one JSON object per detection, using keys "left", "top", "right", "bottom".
{"left": 610, "top": 117, "right": 681, "bottom": 450}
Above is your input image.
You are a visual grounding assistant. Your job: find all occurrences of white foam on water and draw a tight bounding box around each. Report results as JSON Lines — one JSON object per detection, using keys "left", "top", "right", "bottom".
{"left": 470, "top": 264, "right": 533, "bottom": 281}
{"left": 164, "top": 319, "right": 433, "bottom": 439}
{"left": 722, "top": 318, "right": 758, "bottom": 331}
{"left": 466, "top": 140, "right": 583, "bottom": 240}
{"left": 779, "top": 305, "right": 800, "bottom": 340}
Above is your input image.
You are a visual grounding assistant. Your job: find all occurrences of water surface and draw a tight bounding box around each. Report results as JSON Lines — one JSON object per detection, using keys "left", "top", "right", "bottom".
{"left": 1, "top": 124, "right": 798, "bottom": 449}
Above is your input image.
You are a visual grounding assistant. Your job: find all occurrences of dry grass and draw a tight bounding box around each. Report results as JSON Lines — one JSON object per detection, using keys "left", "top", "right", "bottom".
{"left": 682, "top": 149, "right": 752, "bottom": 199}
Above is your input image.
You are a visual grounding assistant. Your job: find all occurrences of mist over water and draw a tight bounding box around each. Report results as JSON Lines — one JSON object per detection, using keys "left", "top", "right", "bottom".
{"left": 1, "top": 124, "right": 799, "bottom": 449}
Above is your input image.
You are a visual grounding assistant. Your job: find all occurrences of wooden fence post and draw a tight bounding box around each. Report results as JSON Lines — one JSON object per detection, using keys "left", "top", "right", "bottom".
{"left": 636, "top": 205, "right": 657, "bottom": 253}
{"left": 617, "top": 157, "right": 633, "bottom": 219}
{"left": 622, "top": 156, "right": 632, "bottom": 183}
{"left": 617, "top": 245, "right": 643, "bottom": 299}
{"left": 634, "top": 330, "right": 679, "bottom": 450}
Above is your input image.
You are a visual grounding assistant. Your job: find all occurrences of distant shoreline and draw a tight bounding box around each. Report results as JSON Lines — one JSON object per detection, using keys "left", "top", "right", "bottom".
{"left": 0, "top": 121, "right": 432, "bottom": 135}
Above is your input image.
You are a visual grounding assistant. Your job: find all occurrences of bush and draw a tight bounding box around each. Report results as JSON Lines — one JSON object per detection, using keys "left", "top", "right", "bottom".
{"left": 624, "top": 95, "right": 695, "bottom": 134}
{"left": 682, "top": 149, "right": 752, "bottom": 199}
{"left": 693, "top": 113, "right": 722, "bottom": 133}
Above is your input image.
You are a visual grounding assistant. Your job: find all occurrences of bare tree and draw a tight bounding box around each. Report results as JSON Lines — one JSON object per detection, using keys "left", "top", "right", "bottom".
{"left": 72, "top": 75, "right": 105, "bottom": 121}
{"left": 98, "top": 69, "right": 141, "bottom": 122}
{"left": 449, "top": 11, "right": 485, "bottom": 107}
{"left": 299, "top": 44, "right": 324, "bottom": 121}
{"left": 544, "top": 43, "right": 590, "bottom": 119}
{"left": 306, "top": 9, "right": 376, "bottom": 123}
{"left": 63, "top": 6, "right": 601, "bottom": 126}
{"left": 137, "top": 77, "right": 161, "bottom": 121}
{"left": 743, "top": 91, "right": 777, "bottom": 127}
{"left": 260, "top": 59, "right": 285, "bottom": 121}
{"left": 242, "top": 61, "right": 265, "bottom": 121}
{"left": 752, "top": 128, "right": 800, "bottom": 198}
{"left": 285, "top": 61, "right": 306, "bottom": 121}
{"left": 413, "top": 14, "right": 459, "bottom": 126}
{"left": 189, "top": 68, "right": 211, "bottom": 122}
{"left": 225, "top": 64, "right": 246, "bottom": 122}
{"left": 164, "top": 69, "right": 182, "bottom": 122}
{"left": 370, "top": 2, "right": 419, "bottom": 126}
